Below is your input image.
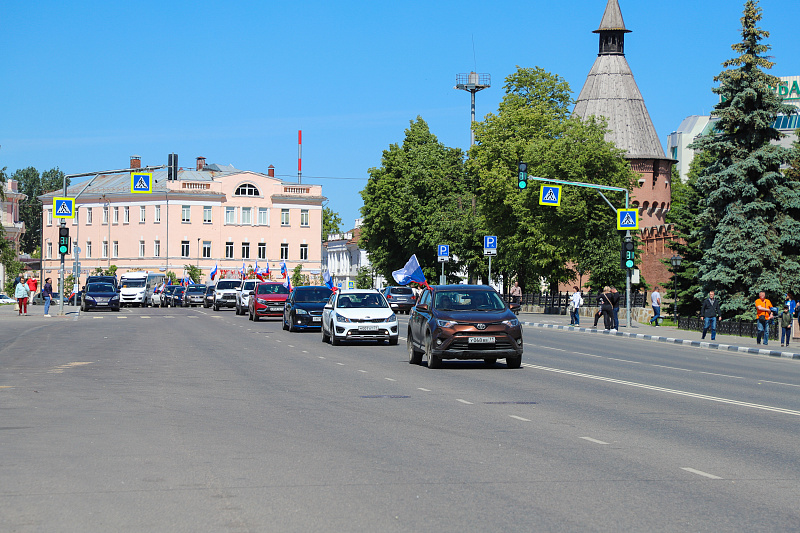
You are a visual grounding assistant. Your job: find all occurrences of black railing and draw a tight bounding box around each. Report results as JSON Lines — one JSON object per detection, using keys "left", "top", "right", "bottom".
{"left": 678, "top": 316, "right": 779, "bottom": 340}
{"left": 505, "top": 291, "right": 648, "bottom": 314}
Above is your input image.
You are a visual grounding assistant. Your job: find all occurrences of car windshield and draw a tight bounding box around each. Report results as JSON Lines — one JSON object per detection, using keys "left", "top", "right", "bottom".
{"left": 175, "top": 287, "right": 185, "bottom": 293}
{"left": 216, "top": 281, "right": 241, "bottom": 290}
{"left": 87, "top": 283, "right": 115, "bottom": 293}
{"left": 120, "top": 279, "right": 145, "bottom": 288}
{"left": 186, "top": 286, "right": 206, "bottom": 293}
{"left": 294, "top": 288, "right": 333, "bottom": 303}
{"left": 434, "top": 290, "right": 505, "bottom": 311}
{"left": 257, "top": 284, "right": 290, "bottom": 295}
{"left": 389, "top": 287, "right": 413, "bottom": 295}
{"left": 337, "top": 293, "right": 387, "bottom": 309}
{"left": 242, "top": 281, "right": 257, "bottom": 290}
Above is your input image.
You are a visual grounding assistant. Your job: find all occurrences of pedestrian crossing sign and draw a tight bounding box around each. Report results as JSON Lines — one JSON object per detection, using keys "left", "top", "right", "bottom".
{"left": 131, "top": 172, "right": 153, "bottom": 194}
{"left": 617, "top": 209, "right": 639, "bottom": 230}
{"left": 53, "top": 197, "right": 75, "bottom": 219}
{"left": 539, "top": 185, "right": 562, "bottom": 206}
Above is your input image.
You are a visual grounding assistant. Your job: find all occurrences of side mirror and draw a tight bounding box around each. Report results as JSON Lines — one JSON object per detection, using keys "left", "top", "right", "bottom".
{"left": 324, "top": 304, "right": 333, "bottom": 310}
{"left": 417, "top": 303, "right": 428, "bottom": 312}
{"left": 509, "top": 302, "right": 521, "bottom": 312}
{"left": 249, "top": 291, "right": 255, "bottom": 296}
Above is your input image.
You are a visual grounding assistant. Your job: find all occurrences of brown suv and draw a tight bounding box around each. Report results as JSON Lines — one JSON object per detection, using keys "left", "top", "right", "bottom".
{"left": 407, "top": 285, "right": 523, "bottom": 368}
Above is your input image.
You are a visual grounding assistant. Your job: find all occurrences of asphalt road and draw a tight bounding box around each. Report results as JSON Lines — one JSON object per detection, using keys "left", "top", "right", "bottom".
{"left": 1, "top": 304, "right": 799, "bottom": 532}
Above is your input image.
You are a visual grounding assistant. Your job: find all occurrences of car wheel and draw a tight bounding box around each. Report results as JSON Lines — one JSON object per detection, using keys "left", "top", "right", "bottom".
{"left": 113, "top": 307, "right": 120, "bottom": 312}
{"left": 331, "top": 323, "right": 341, "bottom": 346}
{"left": 484, "top": 358, "right": 497, "bottom": 365}
{"left": 253, "top": 311, "right": 260, "bottom": 322}
{"left": 408, "top": 334, "right": 422, "bottom": 364}
{"left": 288, "top": 314, "right": 297, "bottom": 332}
{"left": 282, "top": 317, "right": 289, "bottom": 330}
{"left": 425, "top": 333, "right": 440, "bottom": 369}
{"left": 388, "top": 336, "right": 398, "bottom": 346}
{"left": 321, "top": 324, "right": 330, "bottom": 343}
{"left": 506, "top": 355, "right": 522, "bottom": 369}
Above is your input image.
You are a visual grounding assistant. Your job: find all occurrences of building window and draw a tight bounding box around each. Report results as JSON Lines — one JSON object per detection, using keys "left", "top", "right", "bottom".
{"left": 235, "top": 183, "right": 260, "bottom": 196}
{"left": 112, "top": 241, "right": 118, "bottom": 258}
{"left": 242, "top": 242, "right": 250, "bottom": 259}
{"left": 203, "top": 206, "right": 212, "bottom": 224}
{"left": 182, "top": 205, "right": 190, "bottom": 223}
{"left": 140, "top": 206, "right": 146, "bottom": 223}
{"left": 280, "top": 243, "right": 289, "bottom": 259}
{"left": 155, "top": 205, "right": 161, "bottom": 223}
{"left": 181, "top": 240, "right": 190, "bottom": 258}
{"left": 258, "top": 242, "right": 266, "bottom": 260}
{"left": 225, "top": 242, "right": 234, "bottom": 259}
{"left": 300, "top": 244, "right": 308, "bottom": 260}
{"left": 103, "top": 206, "right": 109, "bottom": 224}
{"left": 154, "top": 240, "right": 160, "bottom": 257}
{"left": 241, "top": 207, "right": 252, "bottom": 225}
{"left": 258, "top": 207, "right": 268, "bottom": 226}
{"left": 225, "top": 207, "right": 236, "bottom": 225}
{"left": 47, "top": 210, "right": 53, "bottom": 226}
{"left": 86, "top": 208, "right": 93, "bottom": 225}
{"left": 281, "top": 209, "right": 290, "bottom": 226}
{"left": 113, "top": 207, "right": 119, "bottom": 224}
{"left": 46, "top": 242, "right": 52, "bottom": 258}
{"left": 300, "top": 209, "right": 309, "bottom": 227}
{"left": 123, "top": 206, "right": 130, "bottom": 224}
{"left": 86, "top": 241, "right": 92, "bottom": 258}
{"left": 202, "top": 241, "right": 211, "bottom": 258}
{"left": 139, "top": 240, "right": 145, "bottom": 257}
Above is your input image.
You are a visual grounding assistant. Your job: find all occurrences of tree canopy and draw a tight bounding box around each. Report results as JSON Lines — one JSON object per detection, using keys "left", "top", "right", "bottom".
{"left": 12, "top": 166, "right": 67, "bottom": 255}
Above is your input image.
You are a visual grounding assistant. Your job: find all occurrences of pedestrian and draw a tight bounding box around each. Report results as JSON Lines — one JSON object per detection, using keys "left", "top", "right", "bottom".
{"left": 592, "top": 288, "right": 604, "bottom": 328}
{"left": 569, "top": 286, "right": 583, "bottom": 326}
{"left": 649, "top": 287, "right": 662, "bottom": 326}
{"left": 700, "top": 290, "right": 722, "bottom": 340}
{"left": 43, "top": 277, "right": 53, "bottom": 317}
{"left": 593, "top": 286, "right": 613, "bottom": 330}
{"left": 27, "top": 276, "right": 38, "bottom": 301}
{"left": 609, "top": 286, "right": 620, "bottom": 331}
{"left": 510, "top": 281, "right": 522, "bottom": 305}
{"left": 14, "top": 276, "right": 30, "bottom": 316}
{"left": 779, "top": 305, "right": 792, "bottom": 347}
{"left": 755, "top": 291, "right": 773, "bottom": 346}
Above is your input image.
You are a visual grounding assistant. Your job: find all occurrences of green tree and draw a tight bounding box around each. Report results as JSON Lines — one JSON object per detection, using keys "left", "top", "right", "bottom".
{"left": 166, "top": 271, "right": 178, "bottom": 284}
{"left": 360, "top": 117, "right": 469, "bottom": 283}
{"left": 688, "top": 0, "right": 800, "bottom": 318}
{"left": 184, "top": 265, "right": 202, "bottom": 284}
{"left": 13, "top": 167, "right": 67, "bottom": 255}
{"left": 469, "top": 66, "right": 636, "bottom": 291}
{"left": 355, "top": 266, "right": 373, "bottom": 289}
{"left": 291, "top": 264, "right": 307, "bottom": 287}
{"left": 322, "top": 207, "right": 343, "bottom": 241}
{"left": 2, "top": 244, "right": 24, "bottom": 295}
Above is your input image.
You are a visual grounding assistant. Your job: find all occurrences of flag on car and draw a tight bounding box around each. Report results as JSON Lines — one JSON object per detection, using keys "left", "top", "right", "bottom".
{"left": 210, "top": 263, "right": 218, "bottom": 280}
{"left": 283, "top": 275, "right": 292, "bottom": 292}
{"left": 392, "top": 255, "right": 428, "bottom": 286}
{"left": 255, "top": 260, "right": 263, "bottom": 281}
{"left": 240, "top": 261, "right": 246, "bottom": 278}
{"left": 280, "top": 260, "right": 287, "bottom": 278}
{"left": 322, "top": 270, "right": 335, "bottom": 291}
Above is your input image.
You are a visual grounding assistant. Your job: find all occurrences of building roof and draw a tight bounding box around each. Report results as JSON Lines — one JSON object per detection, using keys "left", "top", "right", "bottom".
{"left": 593, "top": 0, "right": 629, "bottom": 33}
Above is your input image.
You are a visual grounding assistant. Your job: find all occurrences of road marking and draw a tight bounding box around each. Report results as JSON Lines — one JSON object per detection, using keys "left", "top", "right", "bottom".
{"left": 211, "top": 316, "right": 222, "bottom": 318}
{"left": 698, "top": 372, "right": 743, "bottom": 379}
{"left": 0, "top": 386, "right": 15, "bottom": 388}
{"left": 758, "top": 379, "right": 800, "bottom": 388}
{"left": 573, "top": 351, "right": 603, "bottom": 358}
{"left": 318, "top": 356, "right": 325, "bottom": 359}
{"left": 336, "top": 363, "right": 345, "bottom": 366}
{"left": 116, "top": 316, "right": 127, "bottom": 319}
{"left": 456, "top": 399, "right": 473, "bottom": 405}
{"left": 418, "top": 388, "right": 431, "bottom": 392}
{"left": 385, "top": 377, "right": 396, "bottom": 382}
{"left": 681, "top": 467, "right": 722, "bottom": 479}
{"left": 141, "top": 316, "right": 151, "bottom": 319}
{"left": 92, "top": 316, "right": 103, "bottom": 319}
{"left": 509, "top": 415, "right": 530, "bottom": 422}
{"left": 302, "top": 350, "right": 308, "bottom": 354}
{"left": 580, "top": 437, "right": 609, "bottom": 445}
{"left": 523, "top": 363, "right": 800, "bottom": 417}
{"left": 651, "top": 364, "right": 691, "bottom": 372}
{"left": 48, "top": 362, "right": 93, "bottom": 374}
{"left": 358, "top": 370, "right": 367, "bottom": 373}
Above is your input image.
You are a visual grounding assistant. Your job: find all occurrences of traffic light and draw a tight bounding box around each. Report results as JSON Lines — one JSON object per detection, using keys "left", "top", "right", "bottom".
{"left": 517, "top": 162, "right": 528, "bottom": 190}
{"left": 621, "top": 236, "right": 635, "bottom": 269}
{"left": 58, "top": 226, "right": 70, "bottom": 256}
{"left": 168, "top": 153, "right": 178, "bottom": 181}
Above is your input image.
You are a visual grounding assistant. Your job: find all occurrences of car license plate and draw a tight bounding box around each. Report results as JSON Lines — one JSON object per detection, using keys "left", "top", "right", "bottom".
{"left": 390, "top": 303, "right": 398, "bottom": 307}
{"left": 468, "top": 337, "right": 495, "bottom": 344}
{"left": 269, "top": 306, "right": 283, "bottom": 311}
{"left": 312, "top": 316, "right": 321, "bottom": 322}
{"left": 358, "top": 325, "right": 379, "bottom": 331}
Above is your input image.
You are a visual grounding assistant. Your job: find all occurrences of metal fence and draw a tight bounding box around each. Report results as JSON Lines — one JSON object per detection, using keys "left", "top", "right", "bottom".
{"left": 678, "top": 316, "right": 779, "bottom": 340}
{"left": 505, "top": 291, "right": 649, "bottom": 314}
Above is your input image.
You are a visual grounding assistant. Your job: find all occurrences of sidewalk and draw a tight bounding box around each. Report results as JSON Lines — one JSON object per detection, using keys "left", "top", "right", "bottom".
{"left": 518, "top": 311, "right": 800, "bottom": 361}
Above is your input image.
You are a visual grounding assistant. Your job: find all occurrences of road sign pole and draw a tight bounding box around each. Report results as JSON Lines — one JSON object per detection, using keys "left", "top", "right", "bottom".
{"left": 488, "top": 256, "right": 492, "bottom": 286}
{"left": 626, "top": 230, "right": 632, "bottom": 328}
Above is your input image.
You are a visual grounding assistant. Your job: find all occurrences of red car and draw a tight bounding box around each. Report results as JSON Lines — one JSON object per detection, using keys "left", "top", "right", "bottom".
{"left": 248, "top": 282, "right": 291, "bottom": 321}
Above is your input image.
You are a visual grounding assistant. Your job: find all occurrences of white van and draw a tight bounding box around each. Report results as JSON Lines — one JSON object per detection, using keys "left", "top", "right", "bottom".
{"left": 119, "top": 272, "right": 149, "bottom": 307}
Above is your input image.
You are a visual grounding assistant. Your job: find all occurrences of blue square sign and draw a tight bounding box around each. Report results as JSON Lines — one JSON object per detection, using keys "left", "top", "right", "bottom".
{"left": 617, "top": 209, "right": 639, "bottom": 230}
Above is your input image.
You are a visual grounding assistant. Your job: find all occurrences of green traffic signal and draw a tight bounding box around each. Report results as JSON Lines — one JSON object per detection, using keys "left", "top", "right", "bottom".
{"left": 517, "top": 161, "right": 528, "bottom": 190}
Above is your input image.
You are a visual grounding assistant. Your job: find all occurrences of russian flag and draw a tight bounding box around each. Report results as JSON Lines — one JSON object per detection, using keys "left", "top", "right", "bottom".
{"left": 210, "top": 263, "right": 218, "bottom": 281}
{"left": 322, "top": 270, "right": 334, "bottom": 291}
{"left": 240, "top": 261, "right": 246, "bottom": 278}
{"left": 283, "top": 274, "right": 292, "bottom": 292}
{"left": 280, "top": 260, "right": 287, "bottom": 278}
{"left": 254, "top": 260, "right": 264, "bottom": 281}
{"left": 392, "top": 254, "right": 427, "bottom": 286}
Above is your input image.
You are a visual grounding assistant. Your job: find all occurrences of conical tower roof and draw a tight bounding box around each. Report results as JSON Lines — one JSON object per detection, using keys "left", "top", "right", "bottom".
{"left": 574, "top": 0, "right": 667, "bottom": 160}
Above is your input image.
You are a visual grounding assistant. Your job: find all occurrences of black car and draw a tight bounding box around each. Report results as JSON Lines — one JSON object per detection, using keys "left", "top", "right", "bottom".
{"left": 382, "top": 286, "right": 416, "bottom": 314}
{"left": 160, "top": 285, "right": 179, "bottom": 308}
{"left": 203, "top": 285, "right": 215, "bottom": 308}
{"left": 85, "top": 275, "right": 118, "bottom": 292}
{"left": 81, "top": 282, "right": 120, "bottom": 312}
{"left": 183, "top": 284, "right": 206, "bottom": 307}
{"left": 407, "top": 285, "right": 523, "bottom": 369}
{"left": 169, "top": 286, "right": 186, "bottom": 307}
{"left": 282, "top": 286, "right": 333, "bottom": 331}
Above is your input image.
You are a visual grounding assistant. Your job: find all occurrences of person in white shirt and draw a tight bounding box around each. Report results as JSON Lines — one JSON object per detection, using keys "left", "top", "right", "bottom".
{"left": 649, "top": 287, "right": 662, "bottom": 326}
{"left": 569, "top": 286, "right": 583, "bottom": 326}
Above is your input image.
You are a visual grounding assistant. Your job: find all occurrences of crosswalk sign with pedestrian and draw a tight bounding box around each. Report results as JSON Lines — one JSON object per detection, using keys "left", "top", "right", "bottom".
{"left": 617, "top": 209, "right": 639, "bottom": 230}
{"left": 53, "top": 197, "right": 75, "bottom": 219}
{"left": 131, "top": 172, "right": 153, "bottom": 194}
{"left": 539, "top": 185, "right": 562, "bottom": 206}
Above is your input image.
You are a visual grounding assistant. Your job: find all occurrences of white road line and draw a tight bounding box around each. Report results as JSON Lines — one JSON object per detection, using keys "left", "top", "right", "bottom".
{"left": 456, "top": 399, "right": 473, "bottom": 405}
{"left": 288, "top": 345, "right": 295, "bottom": 348}
{"left": 651, "top": 364, "right": 692, "bottom": 372}
{"left": 141, "top": 316, "right": 151, "bottom": 319}
{"left": 758, "top": 379, "right": 800, "bottom": 388}
{"left": 523, "top": 363, "right": 800, "bottom": 417}
{"left": 418, "top": 388, "right": 431, "bottom": 392}
{"left": 211, "top": 315, "right": 222, "bottom": 318}
{"left": 573, "top": 351, "right": 603, "bottom": 358}
{"left": 580, "top": 437, "right": 609, "bottom": 445}
{"left": 318, "top": 356, "right": 325, "bottom": 359}
{"left": 698, "top": 372, "right": 743, "bottom": 379}
{"left": 358, "top": 370, "right": 367, "bottom": 373}
{"left": 681, "top": 467, "right": 722, "bottom": 480}
{"left": 607, "top": 357, "right": 642, "bottom": 364}
{"left": 92, "top": 316, "right": 103, "bottom": 319}
{"left": 116, "top": 316, "right": 127, "bottom": 319}
{"left": 336, "top": 363, "right": 345, "bottom": 366}
{"left": 385, "top": 378, "right": 396, "bottom": 381}
{"left": 509, "top": 415, "right": 530, "bottom": 422}
{"left": 302, "top": 350, "right": 308, "bottom": 354}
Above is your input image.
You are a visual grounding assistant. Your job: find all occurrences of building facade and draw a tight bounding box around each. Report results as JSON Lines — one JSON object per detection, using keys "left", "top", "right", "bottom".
{"left": 40, "top": 156, "right": 325, "bottom": 290}
{"left": 322, "top": 221, "right": 386, "bottom": 289}
{"left": 1, "top": 178, "right": 27, "bottom": 286}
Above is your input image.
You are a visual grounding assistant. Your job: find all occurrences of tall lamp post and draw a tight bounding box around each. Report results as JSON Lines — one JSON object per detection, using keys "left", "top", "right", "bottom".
{"left": 670, "top": 254, "right": 682, "bottom": 324}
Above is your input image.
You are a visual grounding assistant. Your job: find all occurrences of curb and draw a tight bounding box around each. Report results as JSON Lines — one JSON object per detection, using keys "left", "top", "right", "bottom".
{"left": 521, "top": 321, "right": 800, "bottom": 361}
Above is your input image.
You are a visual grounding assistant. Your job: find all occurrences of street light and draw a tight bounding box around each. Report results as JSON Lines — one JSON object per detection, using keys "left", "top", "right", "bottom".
{"left": 670, "top": 254, "right": 683, "bottom": 324}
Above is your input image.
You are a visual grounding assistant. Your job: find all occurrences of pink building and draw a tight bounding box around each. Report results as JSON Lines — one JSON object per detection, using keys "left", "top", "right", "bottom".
{"left": 1, "top": 178, "right": 27, "bottom": 286}
{"left": 39, "top": 156, "right": 325, "bottom": 288}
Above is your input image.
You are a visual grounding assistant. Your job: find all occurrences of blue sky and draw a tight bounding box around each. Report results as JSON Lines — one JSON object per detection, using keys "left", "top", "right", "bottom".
{"left": 2, "top": 0, "right": 799, "bottom": 228}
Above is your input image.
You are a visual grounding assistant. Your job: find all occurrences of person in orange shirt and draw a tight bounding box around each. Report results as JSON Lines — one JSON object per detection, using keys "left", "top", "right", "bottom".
{"left": 755, "top": 291, "right": 773, "bottom": 346}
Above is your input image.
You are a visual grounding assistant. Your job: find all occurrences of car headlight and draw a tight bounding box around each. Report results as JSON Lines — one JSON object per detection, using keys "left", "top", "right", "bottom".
{"left": 295, "top": 308, "right": 309, "bottom": 315}
{"left": 385, "top": 313, "right": 397, "bottom": 322}
{"left": 111, "top": 295, "right": 119, "bottom": 300}
{"left": 503, "top": 318, "right": 519, "bottom": 327}
{"left": 335, "top": 313, "right": 351, "bottom": 323}
{"left": 437, "top": 319, "right": 458, "bottom": 328}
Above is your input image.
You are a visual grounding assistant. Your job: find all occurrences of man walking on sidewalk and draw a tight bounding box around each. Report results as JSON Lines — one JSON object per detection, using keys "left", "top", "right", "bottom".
{"left": 755, "top": 291, "right": 773, "bottom": 346}
{"left": 700, "top": 290, "right": 722, "bottom": 340}
{"left": 649, "top": 287, "right": 662, "bottom": 326}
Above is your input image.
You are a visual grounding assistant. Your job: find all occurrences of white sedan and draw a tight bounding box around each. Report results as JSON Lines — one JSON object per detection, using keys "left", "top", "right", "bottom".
{"left": 321, "top": 289, "right": 399, "bottom": 346}
{"left": 0, "top": 293, "right": 16, "bottom": 304}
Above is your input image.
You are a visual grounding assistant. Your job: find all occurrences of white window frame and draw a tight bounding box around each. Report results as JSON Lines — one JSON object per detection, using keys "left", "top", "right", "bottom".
{"left": 103, "top": 206, "right": 109, "bottom": 225}
{"left": 47, "top": 210, "right": 53, "bottom": 226}
{"left": 155, "top": 205, "right": 161, "bottom": 223}
{"left": 225, "top": 242, "right": 234, "bottom": 259}
{"left": 203, "top": 206, "right": 212, "bottom": 224}
{"left": 139, "top": 240, "right": 145, "bottom": 258}
{"left": 202, "top": 241, "right": 211, "bottom": 258}
{"left": 123, "top": 206, "right": 130, "bottom": 224}
{"left": 154, "top": 240, "right": 161, "bottom": 257}
{"left": 112, "top": 241, "right": 119, "bottom": 258}
{"left": 181, "top": 205, "right": 190, "bottom": 223}
{"left": 258, "top": 207, "right": 269, "bottom": 226}
{"left": 241, "top": 207, "right": 252, "bottom": 226}
{"left": 181, "top": 240, "right": 190, "bottom": 258}
{"left": 140, "top": 206, "right": 146, "bottom": 223}
{"left": 46, "top": 242, "right": 52, "bottom": 258}
{"left": 258, "top": 242, "right": 266, "bottom": 260}
{"left": 225, "top": 207, "right": 236, "bottom": 225}
{"left": 300, "top": 244, "right": 308, "bottom": 261}
{"left": 281, "top": 209, "right": 290, "bottom": 226}
{"left": 300, "top": 209, "right": 309, "bottom": 227}
{"left": 280, "top": 243, "right": 289, "bottom": 259}
{"left": 86, "top": 241, "right": 92, "bottom": 258}
{"left": 113, "top": 207, "right": 119, "bottom": 224}
{"left": 86, "top": 208, "right": 93, "bottom": 225}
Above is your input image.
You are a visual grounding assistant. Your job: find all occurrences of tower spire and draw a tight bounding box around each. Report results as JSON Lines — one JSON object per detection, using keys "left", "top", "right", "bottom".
{"left": 593, "top": 0, "right": 630, "bottom": 55}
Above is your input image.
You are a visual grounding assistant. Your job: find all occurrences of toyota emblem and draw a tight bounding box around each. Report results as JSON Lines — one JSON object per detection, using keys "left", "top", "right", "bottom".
{"left": 476, "top": 323, "right": 487, "bottom": 330}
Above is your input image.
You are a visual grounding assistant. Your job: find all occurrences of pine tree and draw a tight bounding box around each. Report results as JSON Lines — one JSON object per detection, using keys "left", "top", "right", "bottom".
{"left": 689, "top": 0, "right": 800, "bottom": 318}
